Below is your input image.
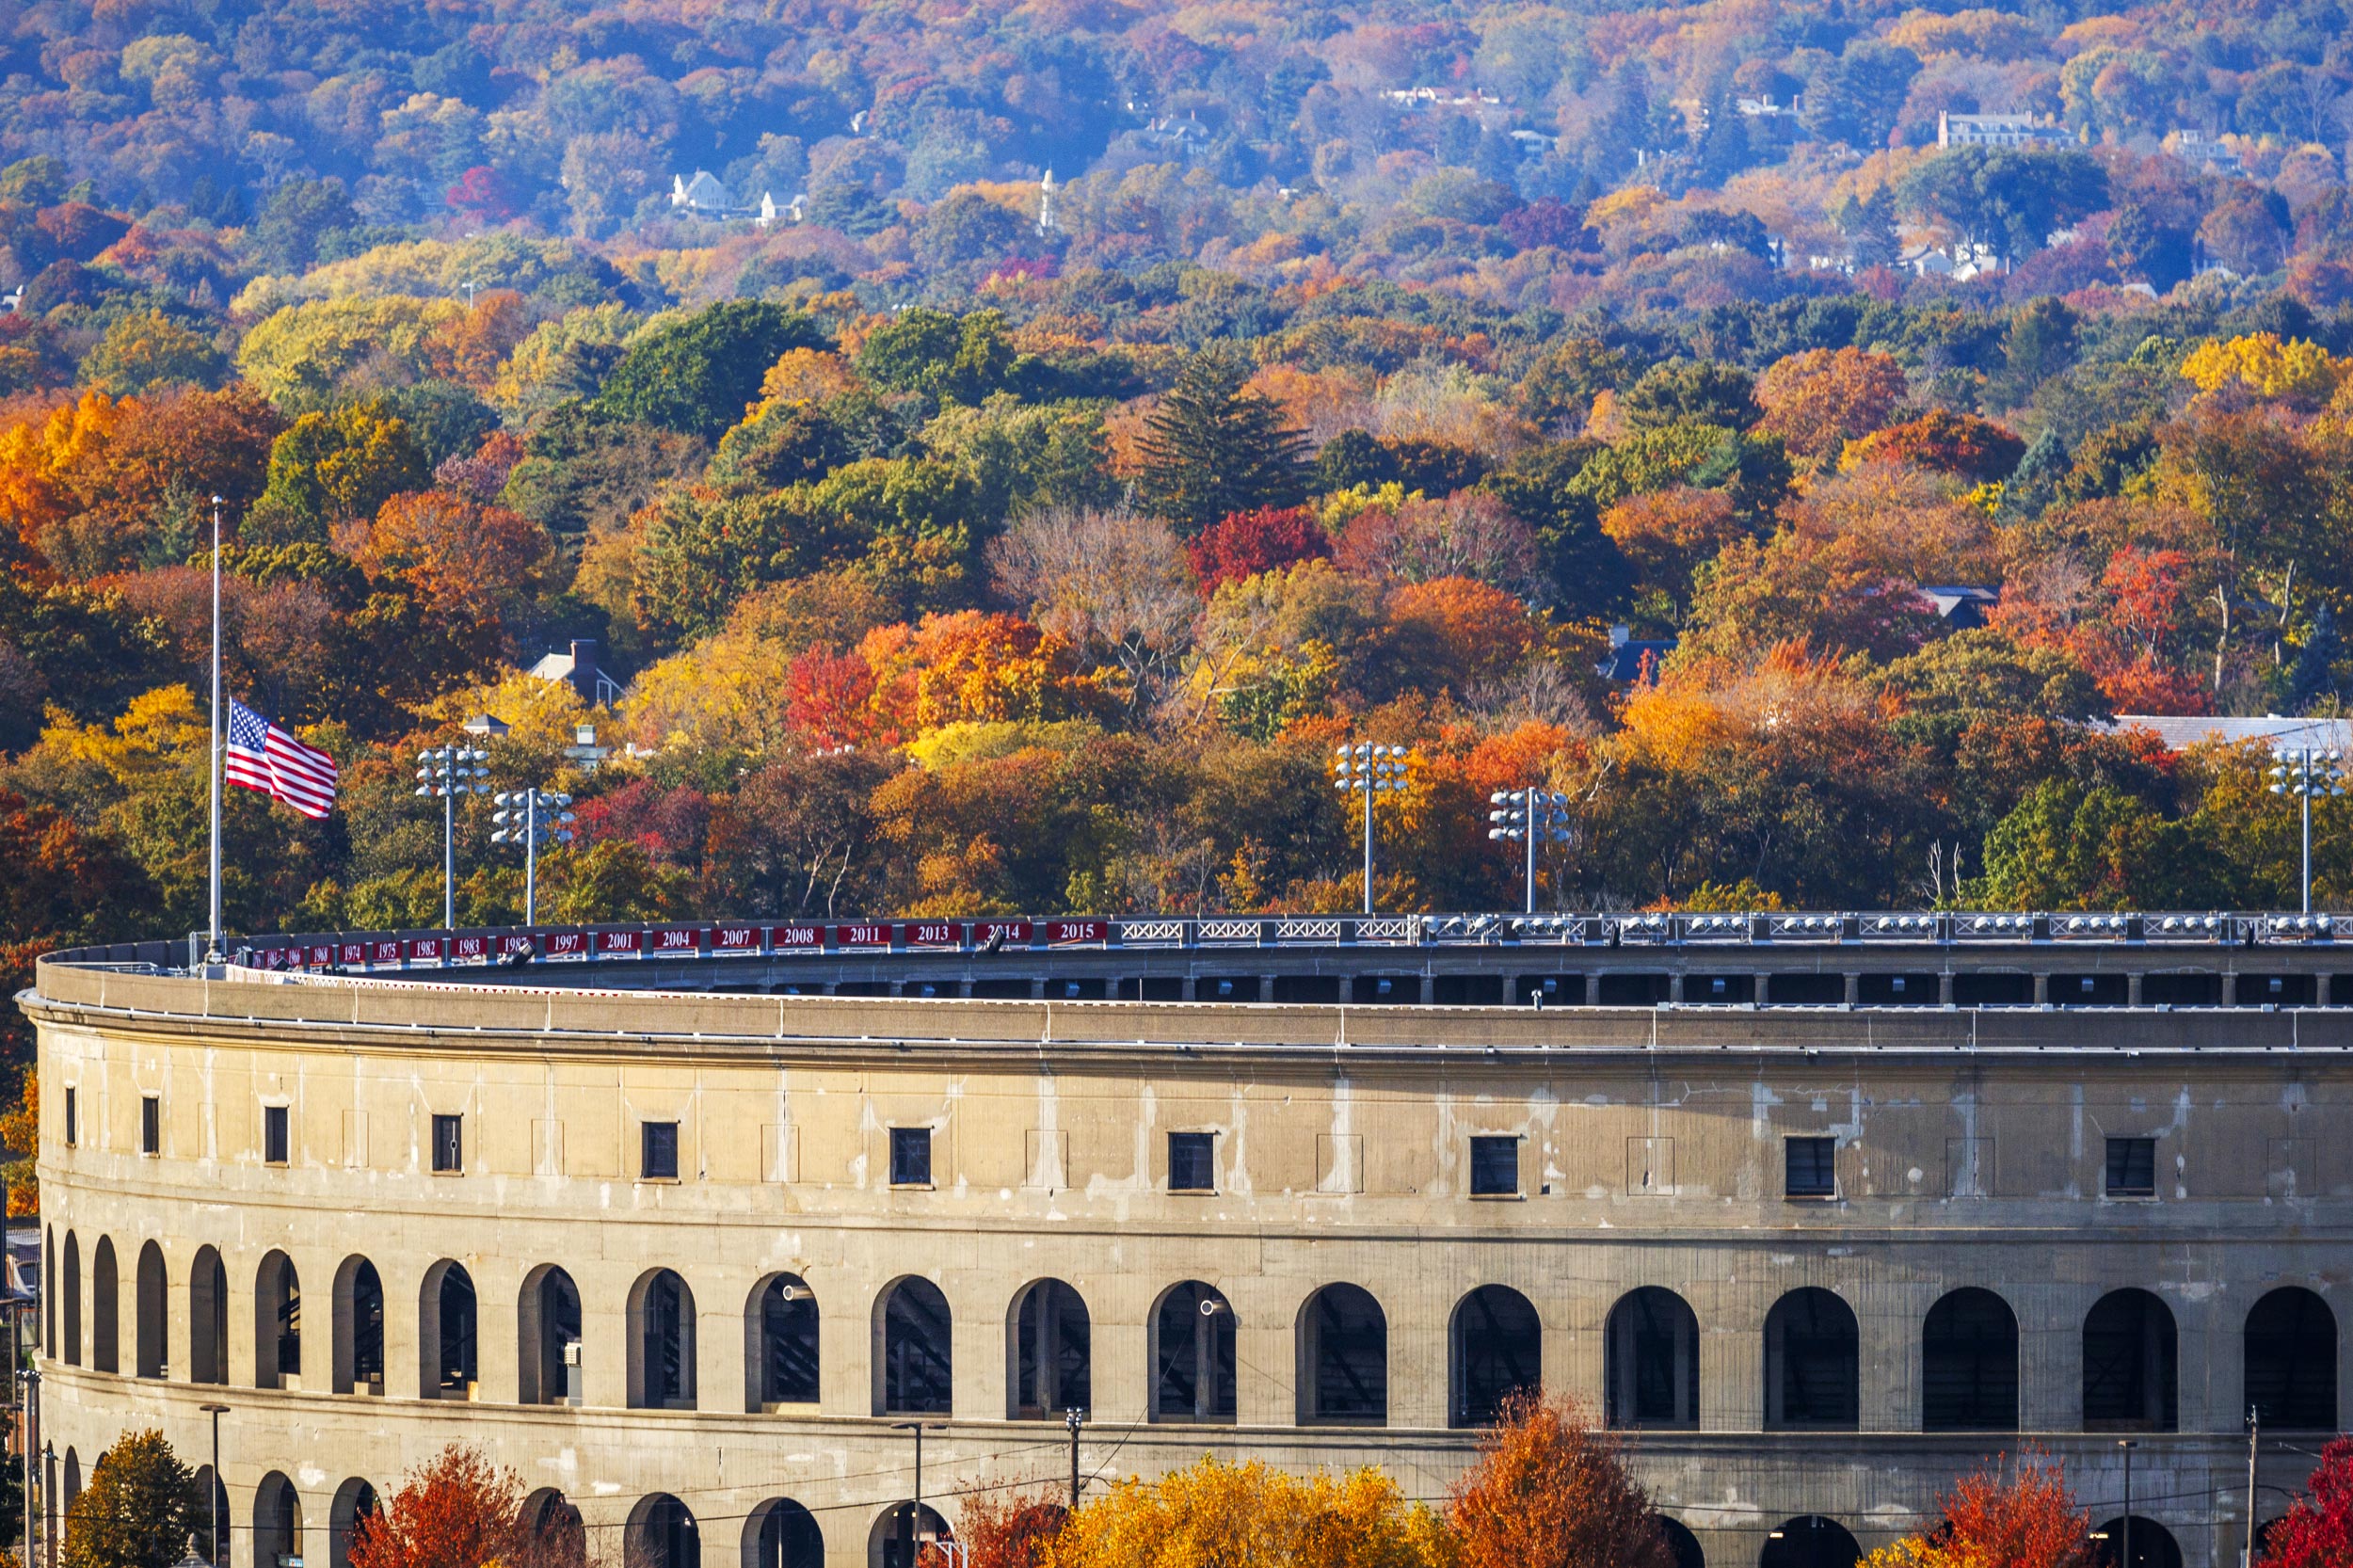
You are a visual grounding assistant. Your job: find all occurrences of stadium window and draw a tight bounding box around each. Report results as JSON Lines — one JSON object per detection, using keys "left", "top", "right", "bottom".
{"left": 63, "top": 1087, "right": 75, "bottom": 1148}
{"left": 1469, "top": 1135, "right": 1520, "bottom": 1196}
{"left": 140, "top": 1095, "right": 159, "bottom": 1156}
{"left": 889, "top": 1127, "right": 933, "bottom": 1187}
{"left": 642, "top": 1121, "right": 680, "bottom": 1181}
{"left": 1785, "top": 1137, "right": 1836, "bottom": 1198}
{"left": 2105, "top": 1137, "right": 2156, "bottom": 1197}
{"left": 431, "top": 1113, "right": 463, "bottom": 1174}
{"left": 1168, "top": 1132, "right": 1215, "bottom": 1192}
{"left": 264, "top": 1105, "right": 288, "bottom": 1166}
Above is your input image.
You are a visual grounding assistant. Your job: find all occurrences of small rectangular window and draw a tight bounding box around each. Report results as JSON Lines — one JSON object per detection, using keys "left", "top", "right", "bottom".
{"left": 139, "top": 1095, "right": 159, "bottom": 1156}
{"left": 888, "top": 1126, "right": 932, "bottom": 1187}
{"left": 1168, "top": 1131, "right": 1215, "bottom": 1192}
{"left": 642, "top": 1121, "right": 680, "bottom": 1180}
{"left": 1785, "top": 1136, "right": 1837, "bottom": 1198}
{"left": 1469, "top": 1135, "right": 1520, "bottom": 1196}
{"left": 431, "top": 1113, "right": 464, "bottom": 1174}
{"left": 62, "top": 1088, "right": 75, "bottom": 1148}
{"left": 2105, "top": 1136, "right": 2156, "bottom": 1197}
{"left": 264, "top": 1105, "right": 289, "bottom": 1166}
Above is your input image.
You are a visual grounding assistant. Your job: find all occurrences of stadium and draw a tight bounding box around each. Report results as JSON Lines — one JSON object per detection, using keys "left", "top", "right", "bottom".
{"left": 23, "top": 908, "right": 2353, "bottom": 1568}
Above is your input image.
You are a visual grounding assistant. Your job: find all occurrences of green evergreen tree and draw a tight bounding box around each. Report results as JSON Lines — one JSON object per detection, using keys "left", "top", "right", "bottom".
{"left": 1135, "top": 349, "right": 1308, "bottom": 536}
{"left": 2290, "top": 603, "right": 2345, "bottom": 714}
{"left": 63, "top": 1431, "right": 199, "bottom": 1568}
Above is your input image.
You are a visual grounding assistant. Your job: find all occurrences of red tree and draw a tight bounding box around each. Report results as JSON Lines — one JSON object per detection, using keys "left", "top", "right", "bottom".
{"left": 348, "top": 1447, "right": 523, "bottom": 1568}
{"left": 1185, "top": 504, "right": 1330, "bottom": 595}
{"left": 943, "top": 1490, "right": 1065, "bottom": 1568}
{"left": 445, "top": 166, "right": 517, "bottom": 222}
{"left": 2259, "top": 1436, "right": 2353, "bottom": 1568}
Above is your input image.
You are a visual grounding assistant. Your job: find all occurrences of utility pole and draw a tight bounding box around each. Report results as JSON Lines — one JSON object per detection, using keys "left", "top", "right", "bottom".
{"left": 1064, "top": 1407, "right": 1084, "bottom": 1512}
{"left": 2245, "top": 1406, "right": 2261, "bottom": 1568}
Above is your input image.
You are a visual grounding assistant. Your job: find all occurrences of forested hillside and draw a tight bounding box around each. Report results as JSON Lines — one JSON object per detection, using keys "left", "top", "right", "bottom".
{"left": 7, "top": 0, "right": 2353, "bottom": 1055}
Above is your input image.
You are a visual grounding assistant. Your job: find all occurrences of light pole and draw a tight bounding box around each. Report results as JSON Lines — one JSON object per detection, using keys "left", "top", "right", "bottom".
{"left": 2245, "top": 1406, "right": 2260, "bottom": 1568}
{"left": 890, "top": 1420, "right": 945, "bottom": 1568}
{"left": 2269, "top": 746, "right": 2344, "bottom": 913}
{"left": 1489, "top": 787, "right": 1573, "bottom": 913}
{"left": 2119, "top": 1438, "right": 2139, "bottom": 1568}
{"left": 1331, "top": 743, "right": 1414, "bottom": 915}
{"left": 415, "top": 744, "right": 490, "bottom": 929}
{"left": 201, "top": 1401, "right": 229, "bottom": 1568}
{"left": 1064, "top": 1407, "right": 1085, "bottom": 1512}
{"left": 490, "top": 789, "right": 574, "bottom": 926}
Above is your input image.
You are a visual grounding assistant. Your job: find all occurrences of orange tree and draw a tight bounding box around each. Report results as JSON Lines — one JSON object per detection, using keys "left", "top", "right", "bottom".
{"left": 348, "top": 1446, "right": 524, "bottom": 1568}
{"left": 1863, "top": 1454, "right": 2094, "bottom": 1568}
{"left": 1447, "top": 1393, "right": 1672, "bottom": 1568}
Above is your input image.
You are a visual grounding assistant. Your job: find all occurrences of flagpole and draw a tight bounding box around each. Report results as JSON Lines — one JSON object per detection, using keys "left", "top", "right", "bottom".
{"left": 206, "top": 495, "right": 224, "bottom": 966}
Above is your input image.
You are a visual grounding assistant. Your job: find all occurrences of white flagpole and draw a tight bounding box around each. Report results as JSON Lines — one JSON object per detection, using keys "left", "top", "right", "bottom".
{"left": 206, "top": 495, "right": 223, "bottom": 965}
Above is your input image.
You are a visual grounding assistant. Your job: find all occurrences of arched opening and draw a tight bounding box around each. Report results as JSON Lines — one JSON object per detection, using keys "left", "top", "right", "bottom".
{"left": 1297, "top": 1283, "right": 1386, "bottom": 1426}
{"left": 627, "top": 1494, "right": 700, "bottom": 1568}
{"left": 43, "top": 1226, "right": 54, "bottom": 1359}
{"left": 2093, "top": 1517, "right": 2184, "bottom": 1568}
{"left": 1450, "top": 1285, "right": 1541, "bottom": 1427}
{"left": 420, "top": 1260, "right": 479, "bottom": 1400}
{"left": 1657, "top": 1516, "right": 1705, "bottom": 1568}
{"left": 1760, "top": 1518, "right": 1860, "bottom": 1568}
{"left": 1151, "top": 1281, "right": 1236, "bottom": 1422}
{"left": 63, "top": 1449, "right": 82, "bottom": 1534}
{"left": 255, "top": 1250, "right": 301, "bottom": 1389}
{"left": 60, "top": 1231, "right": 80, "bottom": 1367}
{"left": 2245, "top": 1287, "right": 2336, "bottom": 1430}
{"left": 873, "top": 1277, "right": 952, "bottom": 1416}
{"left": 1607, "top": 1288, "right": 1699, "bottom": 1430}
{"left": 867, "top": 1504, "right": 949, "bottom": 1568}
{"left": 328, "top": 1479, "right": 377, "bottom": 1568}
{"left": 2084, "top": 1289, "right": 2178, "bottom": 1432}
{"left": 135, "top": 1240, "right": 168, "bottom": 1379}
{"left": 91, "top": 1237, "right": 119, "bottom": 1372}
{"left": 744, "top": 1499, "right": 824, "bottom": 1568}
{"left": 520, "top": 1491, "right": 586, "bottom": 1568}
{"left": 630, "top": 1270, "right": 698, "bottom": 1410}
{"left": 191, "top": 1246, "right": 228, "bottom": 1386}
{"left": 332, "top": 1257, "right": 385, "bottom": 1396}
{"left": 750, "top": 1274, "right": 820, "bottom": 1411}
{"left": 1764, "top": 1288, "right": 1858, "bottom": 1430}
{"left": 254, "top": 1472, "right": 304, "bottom": 1568}
{"left": 1922, "top": 1288, "right": 2019, "bottom": 1431}
{"left": 191, "top": 1465, "right": 232, "bottom": 1568}
{"left": 1009, "top": 1279, "right": 1091, "bottom": 1419}
{"left": 521, "top": 1266, "right": 584, "bottom": 1407}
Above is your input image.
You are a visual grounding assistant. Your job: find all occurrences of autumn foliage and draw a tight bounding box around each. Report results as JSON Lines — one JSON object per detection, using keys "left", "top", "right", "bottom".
{"left": 1862, "top": 1455, "right": 2095, "bottom": 1568}
{"left": 1046, "top": 1455, "right": 1448, "bottom": 1568}
{"left": 1186, "top": 504, "right": 1331, "bottom": 595}
{"left": 348, "top": 1447, "right": 539, "bottom": 1568}
{"left": 2258, "top": 1437, "right": 2353, "bottom": 1568}
{"left": 1447, "top": 1394, "right": 1673, "bottom": 1568}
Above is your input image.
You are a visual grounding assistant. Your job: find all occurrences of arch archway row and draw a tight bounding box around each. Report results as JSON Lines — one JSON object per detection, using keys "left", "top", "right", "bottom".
{"left": 44, "top": 1228, "right": 2346, "bottom": 1432}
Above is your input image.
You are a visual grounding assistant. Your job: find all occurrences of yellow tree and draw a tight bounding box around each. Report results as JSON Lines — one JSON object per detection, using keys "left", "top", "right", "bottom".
{"left": 1048, "top": 1455, "right": 1448, "bottom": 1568}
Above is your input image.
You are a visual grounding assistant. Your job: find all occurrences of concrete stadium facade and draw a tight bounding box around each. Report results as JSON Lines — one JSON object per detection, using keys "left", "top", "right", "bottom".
{"left": 23, "top": 912, "right": 2353, "bottom": 1568}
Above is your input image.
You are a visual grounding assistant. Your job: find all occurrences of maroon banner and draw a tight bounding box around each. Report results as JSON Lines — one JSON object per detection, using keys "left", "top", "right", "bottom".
{"left": 901, "top": 920, "right": 963, "bottom": 949}
{"left": 769, "top": 924, "right": 824, "bottom": 950}
{"left": 543, "top": 930, "right": 590, "bottom": 960}
{"left": 598, "top": 929, "right": 643, "bottom": 957}
{"left": 835, "top": 922, "right": 891, "bottom": 948}
{"left": 405, "top": 937, "right": 445, "bottom": 964}
{"left": 1046, "top": 919, "right": 1108, "bottom": 946}
{"left": 257, "top": 948, "right": 288, "bottom": 969}
{"left": 971, "top": 920, "right": 1032, "bottom": 948}
{"left": 649, "top": 925, "right": 700, "bottom": 956}
{"left": 335, "top": 942, "right": 367, "bottom": 968}
{"left": 368, "top": 939, "right": 403, "bottom": 966}
{"left": 712, "top": 924, "right": 762, "bottom": 954}
{"left": 302, "top": 944, "right": 333, "bottom": 968}
{"left": 451, "top": 935, "right": 492, "bottom": 963}
{"left": 496, "top": 934, "right": 535, "bottom": 960}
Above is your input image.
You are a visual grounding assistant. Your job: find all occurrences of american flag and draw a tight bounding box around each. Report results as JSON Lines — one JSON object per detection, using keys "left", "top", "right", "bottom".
{"left": 225, "top": 699, "right": 339, "bottom": 819}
